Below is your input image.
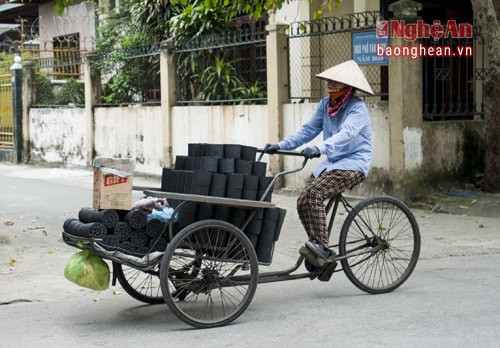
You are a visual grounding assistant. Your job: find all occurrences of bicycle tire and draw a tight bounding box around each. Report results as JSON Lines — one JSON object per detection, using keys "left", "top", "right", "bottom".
{"left": 339, "top": 195, "right": 420, "bottom": 294}
{"left": 114, "top": 262, "right": 164, "bottom": 304}
{"left": 160, "top": 220, "right": 259, "bottom": 329}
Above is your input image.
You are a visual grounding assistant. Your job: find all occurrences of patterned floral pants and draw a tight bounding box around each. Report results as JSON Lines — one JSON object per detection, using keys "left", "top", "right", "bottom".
{"left": 297, "top": 169, "right": 365, "bottom": 246}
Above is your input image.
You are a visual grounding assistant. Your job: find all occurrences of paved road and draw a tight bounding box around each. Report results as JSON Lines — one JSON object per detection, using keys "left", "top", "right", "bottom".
{"left": 1, "top": 163, "right": 500, "bottom": 347}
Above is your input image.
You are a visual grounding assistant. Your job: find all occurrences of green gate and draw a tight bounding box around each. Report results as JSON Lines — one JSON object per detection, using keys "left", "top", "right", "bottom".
{"left": 0, "top": 60, "right": 13, "bottom": 159}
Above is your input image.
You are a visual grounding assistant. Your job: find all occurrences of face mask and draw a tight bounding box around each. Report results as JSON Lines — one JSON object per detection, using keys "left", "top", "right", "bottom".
{"left": 328, "top": 87, "right": 349, "bottom": 100}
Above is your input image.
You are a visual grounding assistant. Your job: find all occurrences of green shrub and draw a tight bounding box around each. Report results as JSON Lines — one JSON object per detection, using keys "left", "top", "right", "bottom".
{"left": 35, "top": 74, "right": 56, "bottom": 105}
{"left": 55, "top": 78, "right": 85, "bottom": 105}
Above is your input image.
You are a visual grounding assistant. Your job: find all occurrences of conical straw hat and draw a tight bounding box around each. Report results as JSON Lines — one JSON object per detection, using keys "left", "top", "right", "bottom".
{"left": 315, "top": 60, "right": 374, "bottom": 95}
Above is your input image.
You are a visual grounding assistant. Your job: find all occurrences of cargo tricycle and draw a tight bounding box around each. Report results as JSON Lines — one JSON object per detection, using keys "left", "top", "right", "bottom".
{"left": 63, "top": 148, "right": 420, "bottom": 329}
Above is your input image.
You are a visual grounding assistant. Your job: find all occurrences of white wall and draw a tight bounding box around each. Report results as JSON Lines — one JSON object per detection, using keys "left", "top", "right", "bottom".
{"left": 29, "top": 107, "right": 87, "bottom": 166}
{"left": 29, "top": 101, "right": 389, "bottom": 191}
{"left": 171, "top": 104, "right": 269, "bottom": 157}
{"left": 39, "top": 1, "right": 96, "bottom": 51}
{"left": 94, "top": 106, "right": 165, "bottom": 176}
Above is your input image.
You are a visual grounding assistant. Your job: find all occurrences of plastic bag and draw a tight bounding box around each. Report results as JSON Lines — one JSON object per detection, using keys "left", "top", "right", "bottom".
{"left": 64, "top": 250, "right": 110, "bottom": 291}
{"left": 148, "top": 207, "right": 178, "bottom": 223}
{"left": 133, "top": 196, "right": 167, "bottom": 214}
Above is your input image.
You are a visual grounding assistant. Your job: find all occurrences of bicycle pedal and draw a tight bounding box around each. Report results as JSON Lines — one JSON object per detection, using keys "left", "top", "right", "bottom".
{"left": 318, "top": 261, "right": 337, "bottom": 282}
{"left": 299, "top": 245, "right": 326, "bottom": 267}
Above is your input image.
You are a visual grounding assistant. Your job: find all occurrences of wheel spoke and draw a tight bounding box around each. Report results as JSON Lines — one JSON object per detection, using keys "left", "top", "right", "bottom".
{"left": 160, "top": 220, "right": 258, "bottom": 328}
{"left": 339, "top": 196, "right": 420, "bottom": 294}
{"left": 115, "top": 263, "right": 163, "bottom": 304}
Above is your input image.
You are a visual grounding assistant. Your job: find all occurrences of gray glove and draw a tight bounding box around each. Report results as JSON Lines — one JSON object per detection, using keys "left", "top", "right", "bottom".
{"left": 264, "top": 143, "right": 280, "bottom": 154}
{"left": 301, "top": 146, "right": 320, "bottom": 159}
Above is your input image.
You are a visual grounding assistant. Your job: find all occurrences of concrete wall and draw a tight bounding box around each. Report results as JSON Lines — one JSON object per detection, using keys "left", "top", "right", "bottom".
{"left": 29, "top": 107, "right": 87, "bottom": 166}
{"left": 28, "top": 101, "right": 485, "bottom": 198}
{"left": 29, "top": 100, "right": 390, "bottom": 191}
{"left": 39, "top": 1, "right": 96, "bottom": 51}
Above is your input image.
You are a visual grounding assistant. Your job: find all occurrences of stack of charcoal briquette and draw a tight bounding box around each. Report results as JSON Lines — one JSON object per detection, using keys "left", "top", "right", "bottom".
{"left": 161, "top": 143, "right": 286, "bottom": 264}
{"left": 63, "top": 207, "right": 168, "bottom": 256}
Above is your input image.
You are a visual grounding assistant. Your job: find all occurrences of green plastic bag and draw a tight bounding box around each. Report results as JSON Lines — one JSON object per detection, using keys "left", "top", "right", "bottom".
{"left": 64, "top": 250, "right": 110, "bottom": 291}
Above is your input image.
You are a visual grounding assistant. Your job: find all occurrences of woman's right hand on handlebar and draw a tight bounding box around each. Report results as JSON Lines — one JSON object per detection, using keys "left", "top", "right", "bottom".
{"left": 264, "top": 143, "right": 280, "bottom": 154}
{"left": 301, "top": 146, "right": 320, "bottom": 159}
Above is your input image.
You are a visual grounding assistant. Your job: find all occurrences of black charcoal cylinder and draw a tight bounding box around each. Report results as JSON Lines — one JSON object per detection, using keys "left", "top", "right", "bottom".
{"left": 226, "top": 173, "right": 245, "bottom": 199}
{"left": 223, "top": 144, "right": 241, "bottom": 159}
{"left": 175, "top": 170, "right": 187, "bottom": 194}
{"left": 191, "top": 171, "right": 212, "bottom": 195}
{"left": 161, "top": 168, "right": 176, "bottom": 192}
{"left": 149, "top": 236, "right": 168, "bottom": 252}
{"left": 206, "top": 144, "right": 224, "bottom": 157}
{"left": 102, "top": 234, "right": 120, "bottom": 249}
{"left": 209, "top": 173, "right": 227, "bottom": 197}
{"left": 242, "top": 175, "right": 259, "bottom": 200}
{"left": 218, "top": 158, "right": 235, "bottom": 174}
{"left": 185, "top": 156, "right": 201, "bottom": 171}
{"left": 114, "top": 221, "right": 132, "bottom": 241}
{"left": 130, "top": 229, "right": 149, "bottom": 247}
{"left": 246, "top": 233, "right": 259, "bottom": 248}
{"left": 240, "top": 145, "right": 257, "bottom": 161}
{"left": 174, "top": 155, "right": 188, "bottom": 170}
{"left": 214, "top": 206, "right": 231, "bottom": 221}
{"left": 182, "top": 170, "right": 195, "bottom": 194}
{"left": 258, "top": 176, "right": 274, "bottom": 202}
{"left": 120, "top": 241, "right": 135, "bottom": 253}
{"left": 136, "top": 246, "right": 150, "bottom": 255}
{"left": 256, "top": 242, "right": 274, "bottom": 264}
{"left": 188, "top": 143, "right": 207, "bottom": 157}
{"left": 124, "top": 210, "right": 147, "bottom": 229}
{"left": 63, "top": 218, "right": 107, "bottom": 239}
{"left": 200, "top": 156, "right": 219, "bottom": 173}
{"left": 245, "top": 210, "right": 264, "bottom": 236}
{"left": 229, "top": 207, "right": 248, "bottom": 228}
{"left": 78, "top": 207, "right": 119, "bottom": 229}
{"left": 235, "top": 159, "right": 253, "bottom": 175}
{"left": 261, "top": 208, "right": 287, "bottom": 242}
{"left": 177, "top": 205, "right": 197, "bottom": 230}
{"left": 63, "top": 218, "right": 81, "bottom": 235}
{"left": 196, "top": 204, "right": 213, "bottom": 221}
{"left": 255, "top": 208, "right": 283, "bottom": 264}
{"left": 252, "top": 161, "right": 267, "bottom": 177}
{"left": 145, "top": 219, "right": 166, "bottom": 239}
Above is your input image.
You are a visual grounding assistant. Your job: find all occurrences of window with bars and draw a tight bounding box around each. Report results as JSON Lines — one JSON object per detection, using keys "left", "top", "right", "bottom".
{"left": 53, "top": 33, "right": 81, "bottom": 80}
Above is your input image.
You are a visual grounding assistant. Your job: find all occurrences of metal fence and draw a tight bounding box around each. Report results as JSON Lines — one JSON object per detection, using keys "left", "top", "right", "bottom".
{"left": 174, "top": 18, "right": 267, "bottom": 105}
{"left": 287, "top": 12, "right": 386, "bottom": 102}
{"left": 95, "top": 44, "right": 161, "bottom": 105}
{"left": 0, "top": 70, "right": 13, "bottom": 150}
{"left": 29, "top": 48, "right": 86, "bottom": 80}
{"left": 24, "top": 34, "right": 87, "bottom": 81}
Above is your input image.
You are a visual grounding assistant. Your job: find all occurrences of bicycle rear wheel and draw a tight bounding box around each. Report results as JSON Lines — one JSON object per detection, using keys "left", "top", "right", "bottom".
{"left": 160, "top": 220, "right": 259, "bottom": 329}
{"left": 339, "top": 195, "right": 420, "bottom": 294}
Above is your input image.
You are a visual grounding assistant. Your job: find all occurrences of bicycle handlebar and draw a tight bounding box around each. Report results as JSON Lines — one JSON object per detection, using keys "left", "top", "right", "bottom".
{"left": 256, "top": 147, "right": 320, "bottom": 201}
{"left": 256, "top": 148, "right": 306, "bottom": 157}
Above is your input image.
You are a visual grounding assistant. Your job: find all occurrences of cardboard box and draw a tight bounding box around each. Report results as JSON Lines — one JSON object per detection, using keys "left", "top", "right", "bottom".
{"left": 93, "top": 157, "right": 135, "bottom": 210}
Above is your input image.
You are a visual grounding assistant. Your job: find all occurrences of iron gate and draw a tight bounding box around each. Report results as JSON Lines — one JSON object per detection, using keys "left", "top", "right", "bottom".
{"left": 0, "top": 69, "right": 13, "bottom": 156}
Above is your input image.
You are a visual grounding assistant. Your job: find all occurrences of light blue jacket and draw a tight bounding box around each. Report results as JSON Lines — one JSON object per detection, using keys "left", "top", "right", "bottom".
{"left": 277, "top": 95, "right": 373, "bottom": 178}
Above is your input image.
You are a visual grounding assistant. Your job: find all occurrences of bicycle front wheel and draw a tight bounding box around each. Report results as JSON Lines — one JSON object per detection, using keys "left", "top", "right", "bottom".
{"left": 339, "top": 196, "right": 420, "bottom": 294}
{"left": 160, "top": 220, "right": 259, "bottom": 329}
